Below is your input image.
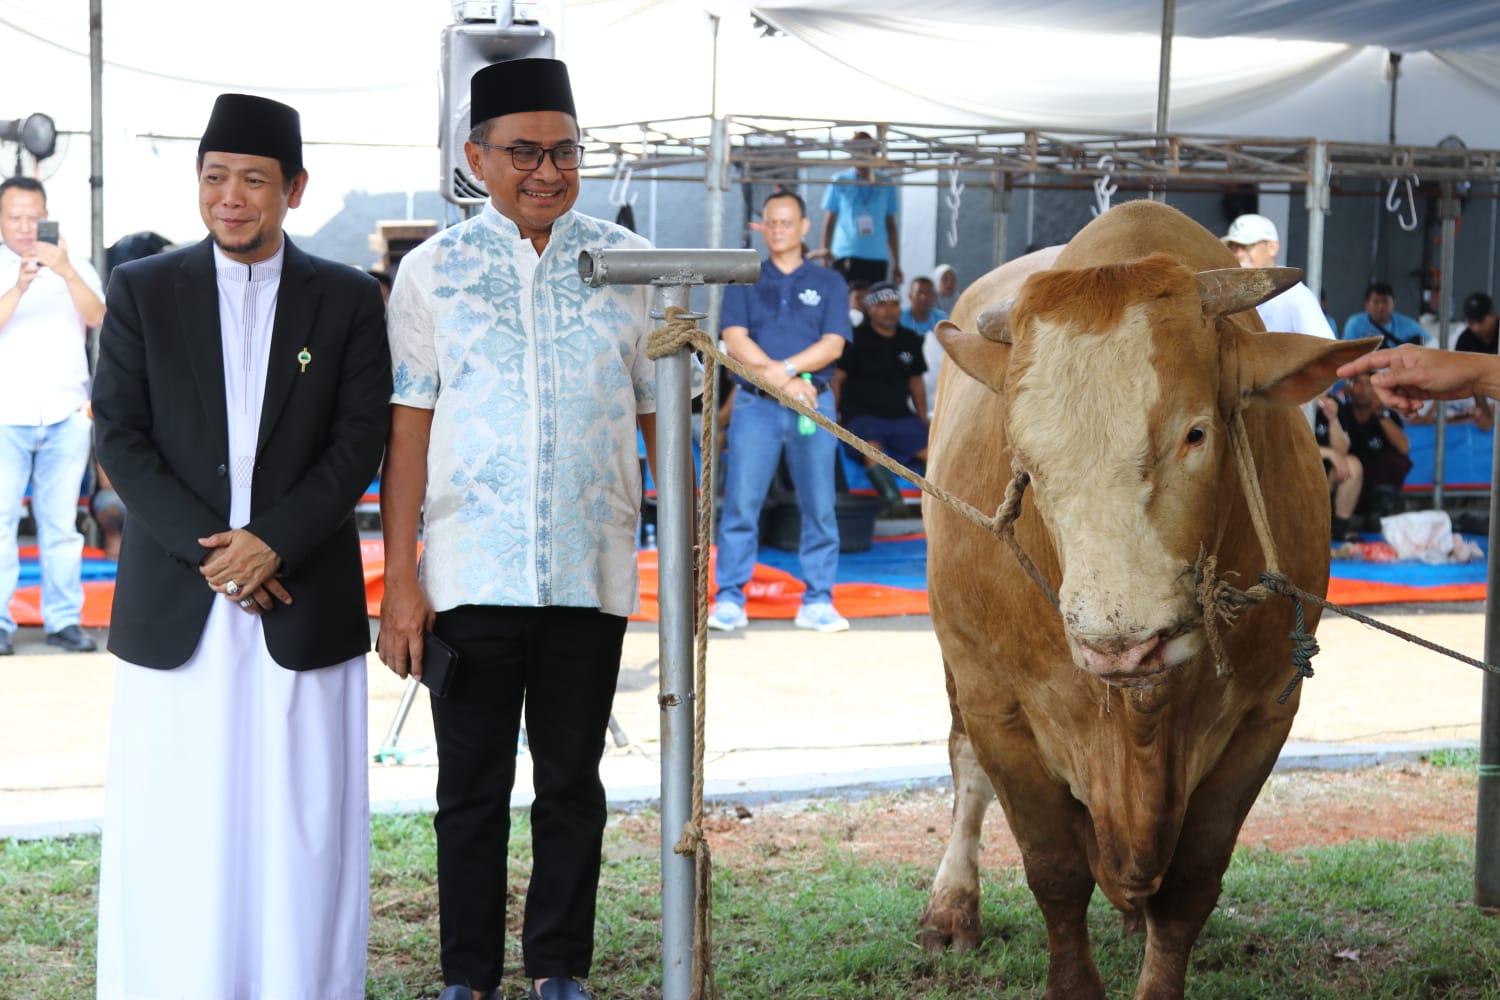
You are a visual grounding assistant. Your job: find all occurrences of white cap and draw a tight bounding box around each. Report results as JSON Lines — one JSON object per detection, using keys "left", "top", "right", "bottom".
{"left": 1222, "top": 214, "right": 1279, "bottom": 246}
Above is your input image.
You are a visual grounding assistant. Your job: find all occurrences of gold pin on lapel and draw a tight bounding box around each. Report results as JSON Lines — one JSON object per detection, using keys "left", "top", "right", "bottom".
{"left": 297, "top": 348, "right": 312, "bottom": 373}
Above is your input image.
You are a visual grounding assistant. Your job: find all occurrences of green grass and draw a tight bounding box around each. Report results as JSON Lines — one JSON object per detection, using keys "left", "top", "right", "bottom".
{"left": 1427, "top": 746, "right": 1481, "bottom": 770}
{"left": 4, "top": 806, "right": 1498, "bottom": 999}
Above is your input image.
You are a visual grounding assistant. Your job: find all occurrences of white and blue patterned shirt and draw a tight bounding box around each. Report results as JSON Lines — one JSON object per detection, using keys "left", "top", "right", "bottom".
{"left": 388, "top": 203, "right": 668, "bottom": 617}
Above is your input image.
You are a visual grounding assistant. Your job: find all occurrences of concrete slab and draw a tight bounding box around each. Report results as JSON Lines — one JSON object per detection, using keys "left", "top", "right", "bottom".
{"left": 0, "top": 606, "right": 1487, "bottom": 839}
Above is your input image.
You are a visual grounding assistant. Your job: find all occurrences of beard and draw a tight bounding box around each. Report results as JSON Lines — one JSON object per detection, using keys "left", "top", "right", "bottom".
{"left": 212, "top": 227, "right": 266, "bottom": 258}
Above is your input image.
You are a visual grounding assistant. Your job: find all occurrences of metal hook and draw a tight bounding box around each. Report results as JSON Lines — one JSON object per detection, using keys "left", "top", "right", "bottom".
{"left": 608, "top": 159, "right": 638, "bottom": 208}
{"left": 945, "top": 156, "right": 965, "bottom": 249}
{"left": 1386, "top": 174, "right": 1418, "bottom": 232}
{"left": 1091, "top": 154, "right": 1118, "bottom": 218}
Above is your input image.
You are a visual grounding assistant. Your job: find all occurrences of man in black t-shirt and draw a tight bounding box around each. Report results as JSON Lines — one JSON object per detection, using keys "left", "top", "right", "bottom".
{"left": 1315, "top": 373, "right": 1412, "bottom": 527}
{"left": 833, "top": 280, "right": 928, "bottom": 514}
{"left": 1457, "top": 292, "right": 1498, "bottom": 429}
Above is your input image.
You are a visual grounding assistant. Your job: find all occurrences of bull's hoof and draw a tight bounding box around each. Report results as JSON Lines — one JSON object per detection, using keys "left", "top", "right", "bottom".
{"left": 918, "top": 892, "right": 983, "bottom": 953}
{"left": 917, "top": 924, "right": 983, "bottom": 953}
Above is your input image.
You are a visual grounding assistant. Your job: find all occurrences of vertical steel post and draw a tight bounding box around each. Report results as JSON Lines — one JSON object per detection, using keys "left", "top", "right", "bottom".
{"left": 1434, "top": 182, "right": 1458, "bottom": 510}
{"left": 1153, "top": 0, "right": 1175, "bottom": 202}
{"left": 89, "top": 0, "right": 105, "bottom": 285}
{"left": 1477, "top": 429, "right": 1500, "bottom": 909}
{"left": 1304, "top": 143, "right": 1329, "bottom": 298}
{"left": 577, "top": 248, "right": 761, "bottom": 999}
{"left": 652, "top": 282, "right": 697, "bottom": 998}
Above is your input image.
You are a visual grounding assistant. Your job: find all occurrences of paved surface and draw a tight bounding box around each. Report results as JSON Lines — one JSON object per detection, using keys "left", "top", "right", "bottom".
{"left": 0, "top": 606, "right": 1488, "bottom": 839}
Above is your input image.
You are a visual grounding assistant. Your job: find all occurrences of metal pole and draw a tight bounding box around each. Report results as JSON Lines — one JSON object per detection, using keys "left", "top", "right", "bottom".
{"left": 89, "top": 0, "right": 105, "bottom": 281}
{"left": 1153, "top": 0, "right": 1175, "bottom": 203}
{"left": 1433, "top": 182, "right": 1457, "bottom": 511}
{"left": 577, "top": 248, "right": 760, "bottom": 999}
{"left": 1304, "top": 143, "right": 1329, "bottom": 298}
{"left": 653, "top": 282, "right": 697, "bottom": 999}
{"left": 1477, "top": 427, "right": 1500, "bottom": 909}
{"left": 992, "top": 176, "right": 1010, "bottom": 268}
{"left": 705, "top": 115, "right": 729, "bottom": 335}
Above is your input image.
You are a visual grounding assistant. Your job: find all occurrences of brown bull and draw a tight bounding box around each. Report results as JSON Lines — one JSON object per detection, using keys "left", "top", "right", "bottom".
{"left": 918, "top": 200, "right": 1378, "bottom": 999}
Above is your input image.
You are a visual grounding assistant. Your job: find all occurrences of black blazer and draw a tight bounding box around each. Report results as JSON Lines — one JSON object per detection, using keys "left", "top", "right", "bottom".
{"left": 92, "top": 236, "right": 391, "bottom": 670}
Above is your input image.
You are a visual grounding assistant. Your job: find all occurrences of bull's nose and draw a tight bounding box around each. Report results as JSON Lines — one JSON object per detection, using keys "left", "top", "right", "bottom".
{"left": 1076, "top": 633, "right": 1165, "bottom": 679}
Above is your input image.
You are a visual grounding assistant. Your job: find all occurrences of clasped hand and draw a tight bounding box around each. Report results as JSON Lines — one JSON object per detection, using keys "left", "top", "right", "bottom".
{"left": 198, "top": 528, "right": 290, "bottom": 614}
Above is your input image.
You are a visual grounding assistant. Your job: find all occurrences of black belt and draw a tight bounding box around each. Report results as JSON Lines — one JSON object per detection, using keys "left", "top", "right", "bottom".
{"left": 746, "top": 382, "right": 829, "bottom": 400}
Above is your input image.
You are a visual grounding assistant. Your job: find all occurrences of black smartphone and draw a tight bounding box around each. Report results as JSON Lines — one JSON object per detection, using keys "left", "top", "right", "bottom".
{"left": 418, "top": 632, "right": 459, "bottom": 698}
{"left": 36, "top": 220, "right": 59, "bottom": 245}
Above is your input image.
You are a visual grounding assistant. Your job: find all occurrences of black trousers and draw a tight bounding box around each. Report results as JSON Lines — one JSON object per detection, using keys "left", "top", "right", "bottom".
{"left": 429, "top": 604, "right": 627, "bottom": 989}
{"left": 832, "top": 256, "right": 890, "bottom": 284}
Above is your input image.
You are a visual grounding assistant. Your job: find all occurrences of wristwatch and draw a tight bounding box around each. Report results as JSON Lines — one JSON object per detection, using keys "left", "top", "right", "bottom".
{"left": 783, "top": 359, "right": 798, "bottom": 378}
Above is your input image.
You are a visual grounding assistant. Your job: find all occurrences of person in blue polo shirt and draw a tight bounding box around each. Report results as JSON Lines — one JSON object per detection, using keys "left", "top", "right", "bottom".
{"left": 710, "top": 189, "right": 853, "bottom": 633}
{"left": 1342, "top": 280, "right": 1427, "bottom": 348}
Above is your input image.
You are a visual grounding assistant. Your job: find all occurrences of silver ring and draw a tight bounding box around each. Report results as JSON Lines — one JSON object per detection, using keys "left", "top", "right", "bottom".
{"left": 225, "top": 580, "right": 241, "bottom": 596}
{"left": 239, "top": 597, "right": 255, "bottom": 608}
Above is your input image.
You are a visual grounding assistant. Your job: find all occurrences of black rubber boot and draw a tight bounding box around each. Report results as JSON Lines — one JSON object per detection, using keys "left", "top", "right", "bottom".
{"left": 867, "top": 464, "right": 907, "bottom": 517}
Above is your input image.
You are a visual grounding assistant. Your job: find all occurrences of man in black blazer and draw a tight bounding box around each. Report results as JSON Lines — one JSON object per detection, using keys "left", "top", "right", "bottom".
{"left": 90, "top": 94, "right": 390, "bottom": 998}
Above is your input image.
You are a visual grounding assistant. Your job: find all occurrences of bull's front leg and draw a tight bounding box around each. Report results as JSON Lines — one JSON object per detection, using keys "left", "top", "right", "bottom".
{"left": 919, "top": 715, "right": 993, "bottom": 952}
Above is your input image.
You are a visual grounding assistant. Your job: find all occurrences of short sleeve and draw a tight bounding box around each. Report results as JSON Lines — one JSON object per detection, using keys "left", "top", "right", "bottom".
{"left": 387, "top": 252, "right": 439, "bottom": 408}
{"left": 721, "top": 283, "right": 750, "bottom": 331}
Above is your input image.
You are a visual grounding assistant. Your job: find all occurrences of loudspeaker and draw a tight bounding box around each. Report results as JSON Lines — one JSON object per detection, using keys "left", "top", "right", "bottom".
{"left": 439, "top": 21, "right": 556, "bottom": 206}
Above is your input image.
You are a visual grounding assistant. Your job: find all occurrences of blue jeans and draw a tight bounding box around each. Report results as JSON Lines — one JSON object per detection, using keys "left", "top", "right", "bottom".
{"left": 0, "top": 412, "right": 93, "bottom": 635}
{"left": 715, "top": 388, "right": 839, "bottom": 606}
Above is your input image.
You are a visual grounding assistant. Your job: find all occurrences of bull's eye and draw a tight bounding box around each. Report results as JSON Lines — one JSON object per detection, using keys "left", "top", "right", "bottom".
{"left": 1186, "top": 426, "right": 1206, "bottom": 446}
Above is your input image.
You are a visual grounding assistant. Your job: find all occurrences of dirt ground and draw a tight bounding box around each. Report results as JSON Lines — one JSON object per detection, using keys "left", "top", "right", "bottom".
{"left": 612, "top": 762, "right": 1480, "bottom": 870}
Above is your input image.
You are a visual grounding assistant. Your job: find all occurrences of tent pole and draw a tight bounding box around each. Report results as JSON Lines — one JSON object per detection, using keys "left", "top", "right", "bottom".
{"left": 992, "top": 175, "right": 1010, "bottom": 267}
{"left": 89, "top": 0, "right": 104, "bottom": 282}
{"left": 1478, "top": 428, "right": 1500, "bottom": 910}
{"left": 1433, "top": 182, "right": 1458, "bottom": 510}
{"left": 1304, "top": 142, "right": 1329, "bottom": 299}
{"left": 1153, "top": 0, "right": 1175, "bottom": 202}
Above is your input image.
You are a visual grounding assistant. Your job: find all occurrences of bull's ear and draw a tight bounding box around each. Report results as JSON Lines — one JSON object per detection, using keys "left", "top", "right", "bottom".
{"left": 1235, "top": 333, "right": 1382, "bottom": 405}
{"left": 936, "top": 319, "right": 1010, "bottom": 393}
{"left": 1198, "top": 267, "right": 1302, "bottom": 319}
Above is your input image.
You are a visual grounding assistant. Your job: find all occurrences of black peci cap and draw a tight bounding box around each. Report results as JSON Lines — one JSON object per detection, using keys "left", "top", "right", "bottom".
{"left": 198, "top": 93, "right": 303, "bottom": 175}
{"left": 469, "top": 58, "right": 576, "bottom": 129}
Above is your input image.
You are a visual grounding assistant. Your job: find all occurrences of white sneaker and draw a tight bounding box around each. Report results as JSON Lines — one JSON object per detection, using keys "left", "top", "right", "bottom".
{"left": 706, "top": 601, "right": 748, "bottom": 632}
{"left": 794, "top": 602, "right": 850, "bottom": 633}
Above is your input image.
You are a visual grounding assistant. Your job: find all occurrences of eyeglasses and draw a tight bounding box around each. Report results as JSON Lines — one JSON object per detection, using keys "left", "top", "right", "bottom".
{"left": 473, "top": 141, "right": 586, "bottom": 171}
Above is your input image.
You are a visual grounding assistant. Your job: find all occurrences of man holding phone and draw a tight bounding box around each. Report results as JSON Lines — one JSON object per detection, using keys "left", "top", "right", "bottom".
{"left": 0, "top": 176, "right": 105, "bottom": 656}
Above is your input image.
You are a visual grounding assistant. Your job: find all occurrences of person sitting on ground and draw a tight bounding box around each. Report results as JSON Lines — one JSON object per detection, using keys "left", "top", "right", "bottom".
{"left": 932, "top": 262, "right": 959, "bottom": 314}
{"left": 1335, "top": 371, "right": 1412, "bottom": 527}
{"left": 1312, "top": 394, "right": 1363, "bottom": 541}
{"left": 846, "top": 277, "right": 869, "bottom": 330}
{"left": 832, "top": 280, "right": 928, "bottom": 517}
{"left": 1455, "top": 292, "right": 1498, "bottom": 430}
{"left": 1342, "top": 281, "right": 1427, "bottom": 348}
{"left": 90, "top": 462, "right": 125, "bottom": 561}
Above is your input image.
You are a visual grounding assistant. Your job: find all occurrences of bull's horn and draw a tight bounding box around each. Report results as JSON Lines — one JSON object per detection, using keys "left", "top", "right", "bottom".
{"left": 976, "top": 300, "right": 1014, "bottom": 343}
{"left": 1196, "top": 267, "right": 1302, "bottom": 319}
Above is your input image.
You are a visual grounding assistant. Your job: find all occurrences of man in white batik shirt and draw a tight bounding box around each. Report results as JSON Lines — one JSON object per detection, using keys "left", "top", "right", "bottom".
{"left": 379, "top": 58, "right": 697, "bottom": 1000}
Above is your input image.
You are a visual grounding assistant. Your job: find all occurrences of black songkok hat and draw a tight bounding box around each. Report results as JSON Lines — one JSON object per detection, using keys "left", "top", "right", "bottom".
{"left": 198, "top": 93, "right": 303, "bottom": 175}
{"left": 469, "top": 58, "right": 577, "bottom": 129}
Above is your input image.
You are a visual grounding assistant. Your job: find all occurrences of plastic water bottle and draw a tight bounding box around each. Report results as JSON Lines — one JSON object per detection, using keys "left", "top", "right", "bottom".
{"left": 797, "top": 373, "right": 817, "bottom": 436}
{"left": 642, "top": 523, "right": 657, "bottom": 550}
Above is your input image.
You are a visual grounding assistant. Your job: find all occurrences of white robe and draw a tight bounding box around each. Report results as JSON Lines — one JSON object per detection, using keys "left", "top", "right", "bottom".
{"left": 96, "top": 245, "right": 370, "bottom": 1000}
